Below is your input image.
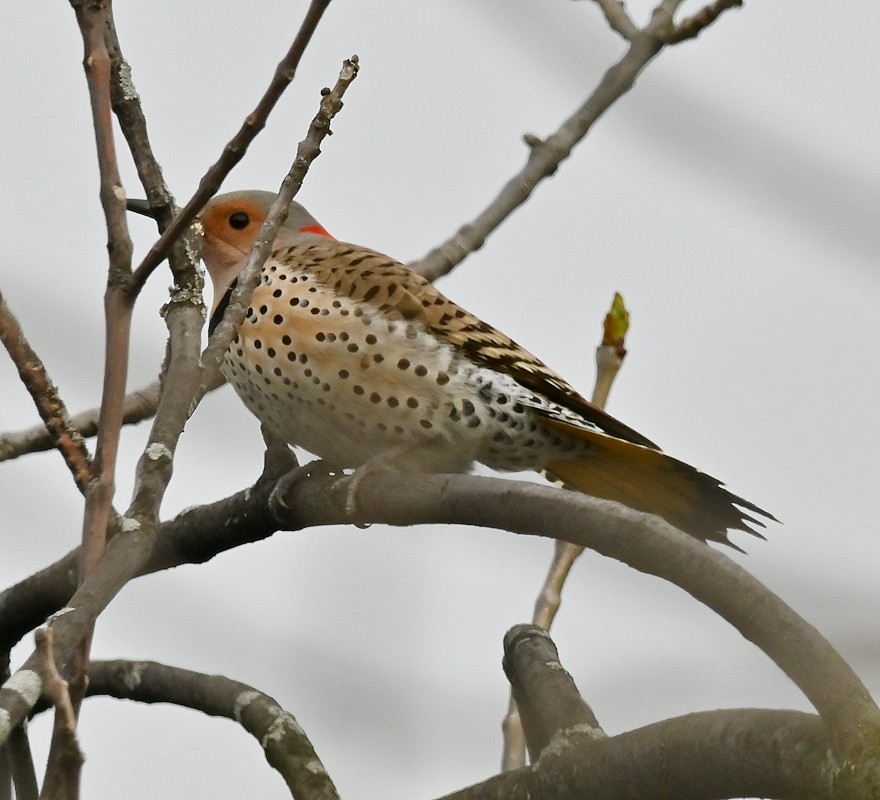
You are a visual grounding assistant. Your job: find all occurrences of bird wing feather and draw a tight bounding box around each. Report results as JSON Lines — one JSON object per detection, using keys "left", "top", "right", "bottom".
{"left": 282, "top": 241, "right": 658, "bottom": 448}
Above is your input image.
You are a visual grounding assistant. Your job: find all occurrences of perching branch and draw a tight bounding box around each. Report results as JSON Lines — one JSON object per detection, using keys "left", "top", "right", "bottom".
{"left": 85, "top": 660, "right": 340, "bottom": 800}
{"left": 3, "top": 467, "right": 878, "bottom": 794}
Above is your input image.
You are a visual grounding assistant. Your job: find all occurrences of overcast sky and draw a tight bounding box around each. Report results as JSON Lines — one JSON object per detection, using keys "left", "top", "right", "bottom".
{"left": 2, "top": 1, "right": 878, "bottom": 798}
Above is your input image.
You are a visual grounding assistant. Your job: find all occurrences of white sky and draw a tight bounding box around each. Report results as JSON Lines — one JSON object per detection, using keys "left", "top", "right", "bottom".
{"left": 1, "top": 1, "right": 878, "bottom": 798}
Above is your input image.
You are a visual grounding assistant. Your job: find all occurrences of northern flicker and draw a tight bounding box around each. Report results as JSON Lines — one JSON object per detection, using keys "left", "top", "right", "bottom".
{"left": 130, "top": 191, "right": 774, "bottom": 544}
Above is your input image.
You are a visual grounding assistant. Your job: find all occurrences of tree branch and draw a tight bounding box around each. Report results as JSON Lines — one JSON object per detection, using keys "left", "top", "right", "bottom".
{"left": 127, "top": 0, "right": 333, "bottom": 293}
{"left": 503, "top": 625, "right": 604, "bottom": 762}
{"left": 409, "top": 1, "right": 731, "bottom": 281}
{"left": 667, "top": 0, "right": 743, "bottom": 43}
{"left": 86, "top": 660, "right": 339, "bottom": 800}
{"left": 0, "top": 3, "right": 343, "bottom": 752}
{"left": 439, "top": 708, "right": 830, "bottom": 800}
{"left": 0, "top": 290, "right": 92, "bottom": 492}
{"left": 3, "top": 468, "right": 877, "bottom": 794}
{"left": 590, "top": 0, "right": 638, "bottom": 40}
{"left": 35, "top": 628, "right": 84, "bottom": 800}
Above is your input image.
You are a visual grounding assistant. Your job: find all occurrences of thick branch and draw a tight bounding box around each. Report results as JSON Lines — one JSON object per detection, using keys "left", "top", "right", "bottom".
{"left": 503, "top": 625, "right": 603, "bottom": 761}
{"left": 86, "top": 660, "right": 339, "bottom": 800}
{"left": 4, "top": 470, "right": 877, "bottom": 780}
{"left": 439, "top": 708, "right": 830, "bottom": 800}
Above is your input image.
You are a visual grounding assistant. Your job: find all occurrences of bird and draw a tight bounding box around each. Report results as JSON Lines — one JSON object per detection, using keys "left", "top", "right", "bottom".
{"left": 129, "top": 190, "right": 775, "bottom": 545}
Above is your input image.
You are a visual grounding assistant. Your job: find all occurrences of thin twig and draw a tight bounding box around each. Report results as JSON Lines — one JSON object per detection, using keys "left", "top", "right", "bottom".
{"left": 201, "top": 56, "right": 360, "bottom": 379}
{"left": 87, "top": 660, "right": 340, "bottom": 800}
{"left": 667, "top": 0, "right": 743, "bottom": 43}
{"left": 0, "top": 290, "right": 92, "bottom": 492}
{"left": 409, "top": 0, "right": 728, "bottom": 282}
{"left": 6, "top": 726, "right": 38, "bottom": 800}
{"left": 0, "top": 381, "right": 161, "bottom": 464}
{"left": 0, "top": 49, "right": 356, "bottom": 750}
{"left": 35, "top": 628, "right": 84, "bottom": 800}
{"left": 127, "top": 0, "right": 333, "bottom": 294}
{"left": 591, "top": 0, "right": 638, "bottom": 40}
{"left": 502, "top": 293, "right": 629, "bottom": 769}
{"left": 67, "top": 7, "right": 134, "bottom": 774}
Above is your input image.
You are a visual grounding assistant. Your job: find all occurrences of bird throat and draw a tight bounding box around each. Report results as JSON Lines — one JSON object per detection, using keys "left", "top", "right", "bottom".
{"left": 208, "top": 279, "right": 238, "bottom": 336}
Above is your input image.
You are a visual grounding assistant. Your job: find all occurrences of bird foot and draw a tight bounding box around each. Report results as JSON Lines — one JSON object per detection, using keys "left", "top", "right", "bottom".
{"left": 331, "top": 467, "right": 377, "bottom": 529}
{"left": 269, "top": 459, "right": 344, "bottom": 521}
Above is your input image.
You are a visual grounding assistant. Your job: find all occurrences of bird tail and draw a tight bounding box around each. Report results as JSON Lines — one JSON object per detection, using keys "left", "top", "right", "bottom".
{"left": 539, "top": 417, "right": 775, "bottom": 548}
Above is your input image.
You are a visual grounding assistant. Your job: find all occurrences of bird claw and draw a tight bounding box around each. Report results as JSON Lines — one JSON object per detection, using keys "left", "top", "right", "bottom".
{"left": 269, "top": 459, "right": 343, "bottom": 521}
{"left": 332, "top": 470, "right": 372, "bottom": 529}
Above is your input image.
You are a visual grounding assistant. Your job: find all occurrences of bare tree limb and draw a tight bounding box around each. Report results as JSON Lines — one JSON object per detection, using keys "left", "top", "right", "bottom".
{"left": 200, "top": 55, "right": 360, "bottom": 382}
{"left": 439, "top": 707, "right": 831, "bottom": 800}
{"left": 0, "top": 291, "right": 92, "bottom": 491}
{"left": 85, "top": 660, "right": 340, "bottom": 800}
{"left": 590, "top": 0, "right": 638, "bottom": 40}
{"left": 0, "top": 382, "right": 159, "bottom": 464}
{"left": 35, "top": 629, "right": 84, "bottom": 800}
{"left": 409, "top": 1, "right": 731, "bottom": 281}
{"left": 503, "top": 625, "right": 604, "bottom": 762}
{"left": 3, "top": 467, "right": 877, "bottom": 794}
{"left": 0, "top": 48, "right": 356, "bottom": 748}
{"left": 66, "top": 7, "right": 135, "bottom": 771}
{"left": 5, "top": 725, "right": 37, "bottom": 800}
{"left": 502, "top": 293, "right": 630, "bottom": 769}
{"left": 667, "top": 0, "right": 743, "bottom": 43}
{"left": 127, "top": 0, "right": 333, "bottom": 293}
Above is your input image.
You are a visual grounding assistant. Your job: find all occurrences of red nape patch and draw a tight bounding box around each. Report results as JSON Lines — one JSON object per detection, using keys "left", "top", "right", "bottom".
{"left": 300, "top": 224, "right": 334, "bottom": 239}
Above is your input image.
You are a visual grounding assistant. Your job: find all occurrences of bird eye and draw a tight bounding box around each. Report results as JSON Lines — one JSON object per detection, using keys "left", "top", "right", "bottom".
{"left": 229, "top": 212, "right": 250, "bottom": 230}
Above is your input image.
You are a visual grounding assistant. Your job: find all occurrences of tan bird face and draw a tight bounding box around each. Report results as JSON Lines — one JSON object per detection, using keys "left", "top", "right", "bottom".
{"left": 200, "top": 190, "right": 333, "bottom": 313}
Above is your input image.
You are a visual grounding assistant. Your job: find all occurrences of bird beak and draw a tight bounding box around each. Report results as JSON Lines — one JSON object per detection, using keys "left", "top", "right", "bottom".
{"left": 126, "top": 198, "right": 155, "bottom": 218}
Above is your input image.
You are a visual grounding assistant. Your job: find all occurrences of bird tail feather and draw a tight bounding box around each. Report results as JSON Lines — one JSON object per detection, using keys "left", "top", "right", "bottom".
{"left": 539, "top": 417, "right": 776, "bottom": 548}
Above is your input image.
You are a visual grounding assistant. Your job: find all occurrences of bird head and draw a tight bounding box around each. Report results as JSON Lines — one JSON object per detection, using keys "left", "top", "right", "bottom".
{"left": 127, "top": 190, "right": 334, "bottom": 314}
{"left": 199, "top": 191, "right": 334, "bottom": 313}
